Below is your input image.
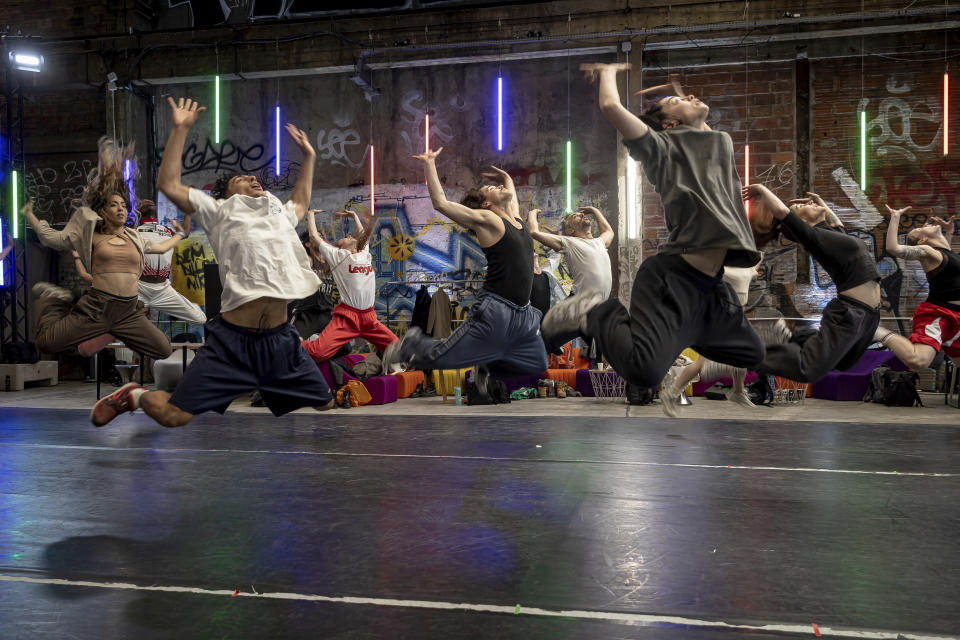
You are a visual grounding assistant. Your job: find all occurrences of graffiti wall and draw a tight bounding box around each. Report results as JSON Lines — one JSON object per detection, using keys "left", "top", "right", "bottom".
{"left": 154, "top": 55, "right": 619, "bottom": 320}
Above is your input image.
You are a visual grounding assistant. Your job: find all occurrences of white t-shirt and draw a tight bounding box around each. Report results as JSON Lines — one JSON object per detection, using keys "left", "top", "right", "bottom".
{"left": 722, "top": 264, "right": 759, "bottom": 305}
{"left": 314, "top": 242, "right": 376, "bottom": 310}
{"left": 137, "top": 220, "right": 174, "bottom": 278}
{"left": 560, "top": 236, "right": 612, "bottom": 298}
{"left": 187, "top": 188, "right": 320, "bottom": 313}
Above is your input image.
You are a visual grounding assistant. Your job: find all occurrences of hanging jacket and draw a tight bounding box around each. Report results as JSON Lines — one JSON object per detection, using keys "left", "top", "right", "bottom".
{"left": 410, "top": 285, "right": 432, "bottom": 332}
{"left": 427, "top": 287, "right": 453, "bottom": 338}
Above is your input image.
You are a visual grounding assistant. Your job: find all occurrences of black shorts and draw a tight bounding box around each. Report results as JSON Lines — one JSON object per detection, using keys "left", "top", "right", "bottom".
{"left": 168, "top": 316, "right": 333, "bottom": 417}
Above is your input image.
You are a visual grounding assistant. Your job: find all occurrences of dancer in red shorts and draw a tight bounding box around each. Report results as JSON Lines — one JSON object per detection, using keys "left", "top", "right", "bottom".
{"left": 876, "top": 206, "right": 960, "bottom": 370}
{"left": 300, "top": 208, "right": 398, "bottom": 363}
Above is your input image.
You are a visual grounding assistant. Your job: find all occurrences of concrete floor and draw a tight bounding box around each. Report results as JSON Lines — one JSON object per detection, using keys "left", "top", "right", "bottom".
{"left": 2, "top": 381, "right": 956, "bottom": 425}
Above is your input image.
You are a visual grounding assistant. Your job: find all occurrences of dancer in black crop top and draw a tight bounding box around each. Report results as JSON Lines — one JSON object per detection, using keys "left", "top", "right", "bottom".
{"left": 382, "top": 147, "right": 548, "bottom": 393}
{"left": 877, "top": 206, "right": 960, "bottom": 370}
{"left": 745, "top": 185, "right": 883, "bottom": 383}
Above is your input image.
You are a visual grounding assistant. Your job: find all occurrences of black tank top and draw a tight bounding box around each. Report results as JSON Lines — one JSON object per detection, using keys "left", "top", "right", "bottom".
{"left": 482, "top": 217, "right": 534, "bottom": 306}
{"left": 927, "top": 247, "right": 960, "bottom": 306}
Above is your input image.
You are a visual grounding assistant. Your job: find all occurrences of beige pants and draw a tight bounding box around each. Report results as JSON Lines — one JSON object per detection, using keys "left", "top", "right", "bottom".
{"left": 35, "top": 288, "right": 172, "bottom": 359}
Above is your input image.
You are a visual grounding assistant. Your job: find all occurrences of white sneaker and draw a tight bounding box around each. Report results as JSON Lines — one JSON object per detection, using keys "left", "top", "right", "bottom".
{"left": 726, "top": 388, "right": 756, "bottom": 409}
{"left": 32, "top": 281, "right": 72, "bottom": 303}
{"left": 541, "top": 289, "right": 605, "bottom": 341}
{"left": 659, "top": 367, "right": 682, "bottom": 419}
{"left": 773, "top": 318, "right": 792, "bottom": 344}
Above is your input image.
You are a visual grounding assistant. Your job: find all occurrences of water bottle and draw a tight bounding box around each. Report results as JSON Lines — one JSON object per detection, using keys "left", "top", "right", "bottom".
{"left": 454, "top": 386, "right": 462, "bottom": 406}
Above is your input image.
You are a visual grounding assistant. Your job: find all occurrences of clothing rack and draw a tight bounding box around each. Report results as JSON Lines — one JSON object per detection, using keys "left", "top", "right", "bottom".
{"left": 381, "top": 279, "right": 485, "bottom": 328}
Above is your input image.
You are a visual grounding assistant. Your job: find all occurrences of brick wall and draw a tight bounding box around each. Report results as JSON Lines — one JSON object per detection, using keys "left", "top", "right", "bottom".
{"left": 3, "top": 0, "right": 121, "bottom": 39}
{"left": 637, "top": 52, "right": 956, "bottom": 328}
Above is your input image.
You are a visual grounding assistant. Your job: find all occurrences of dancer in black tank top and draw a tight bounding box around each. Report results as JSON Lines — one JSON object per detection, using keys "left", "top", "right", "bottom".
{"left": 382, "top": 147, "right": 548, "bottom": 393}
{"left": 876, "top": 206, "right": 960, "bottom": 370}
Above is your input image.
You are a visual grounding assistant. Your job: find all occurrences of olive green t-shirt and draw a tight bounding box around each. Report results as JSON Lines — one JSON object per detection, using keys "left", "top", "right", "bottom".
{"left": 625, "top": 127, "right": 760, "bottom": 268}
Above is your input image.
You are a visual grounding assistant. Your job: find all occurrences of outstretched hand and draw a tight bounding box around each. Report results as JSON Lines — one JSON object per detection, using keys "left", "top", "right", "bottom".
{"left": 285, "top": 124, "right": 315, "bottom": 157}
{"left": 929, "top": 215, "right": 955, "bottom": 230}
{"left": 580, "top": 62, "right": 632, "bottom": 83}
{"left": 885, "top": 204, "right": 912, "bottom": 217}
{"left": 20, "top": 197, "right": 34, "bottom": 220}
{"left": 481, "top": 165, "right": 510, "bottom": 184}
{"left": 412, "top": 147, "right": 443, "bottom": 162}
{"left": 167, "top": 97, "right": 206, "bottom": 128}
{"left": 742, "top": 183, "right": 772, "bottom": 202}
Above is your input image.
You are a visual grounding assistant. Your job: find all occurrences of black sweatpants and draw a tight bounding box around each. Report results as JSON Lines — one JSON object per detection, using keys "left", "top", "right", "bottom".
{"left": 586, "top": 253, "right": 764, "bottom": 389}
{"left": 760, "top": 295, "right": 880, "bottom": 383}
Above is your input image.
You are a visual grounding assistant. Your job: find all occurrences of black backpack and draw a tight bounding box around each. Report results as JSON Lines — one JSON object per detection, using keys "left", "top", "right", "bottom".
{"left": 466, "top": 378, "right": 511, "bottom": 405}
{"left": 863, "top": 366, "right": 923, "bottom": 407}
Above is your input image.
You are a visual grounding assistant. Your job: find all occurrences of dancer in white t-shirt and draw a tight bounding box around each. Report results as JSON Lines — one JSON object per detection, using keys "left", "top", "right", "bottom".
{"left": 91, "top": 96, "right": 333, "bottom": 427}
{"left": 527, "top": 205, "right": 614, "bottom": 351}
{"left": 301, "top": 207, "right": 398, "bottom": 362}
{"left": 135, "top": 199, "right": 207, "bottom": 326}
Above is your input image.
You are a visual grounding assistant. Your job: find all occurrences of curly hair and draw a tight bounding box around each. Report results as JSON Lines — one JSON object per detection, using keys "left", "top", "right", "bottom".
{"left": 460, "top": 187, "right": 486, "bottom": 210}
{"left": 639, "top": 96, "right": 670, "bottom": 131}
{"left": 211, "top": 172, "right": 242, "bottom": 200}
{"left": 84, "top": 137, "right": 133, "bottom": 218}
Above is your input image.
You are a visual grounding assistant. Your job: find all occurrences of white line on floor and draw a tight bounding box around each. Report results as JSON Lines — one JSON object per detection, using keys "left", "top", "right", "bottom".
{"left": 0, "top": 442, "right": 956, "bottom": 477}
{"left": 0, "top": 574, "right": 953, "bottom": 639}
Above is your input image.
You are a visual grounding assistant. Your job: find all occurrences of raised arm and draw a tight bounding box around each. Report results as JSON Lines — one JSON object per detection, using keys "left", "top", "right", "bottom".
{"left": 286, "top": 124, "right": 316, "bottom": 221}
{"left": 792, "top": 192, "right": 843, "bottom": 228}
{"left": 414, "top": 148, "right": 496, "bottom": 235}
{"left": 145, "top": 219, "right": 189, "bottom": 254}
{"left": 582, "top": 205, "right": 614, "bottom": 247}
{"left": 71, "top": 250, "right": 93, "bottom": 283}
{"left": 158, "top": 98, "right": 206, "bottom": 214}
{"left": 884, "top": 205, "right": 941, "bottom": 268}
{"left": 481, "top": 166, "right": 518, "bottom": 218}
{"left": 22, "top": 198, "right": 74, "bottom": 251}
{"left": 527, "top": 209, "right": 563, "bottom": 251}
{"left": 581, "top": 63, "right": 649, "bottom": 140}
{"left": 338, "top": 208, "right": 375, "bottom": 250}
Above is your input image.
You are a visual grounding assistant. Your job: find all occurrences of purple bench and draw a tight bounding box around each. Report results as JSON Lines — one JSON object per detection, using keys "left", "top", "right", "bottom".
{"left": 811, "top": 349, "right": 908, "bottom": 401}
{"left": 316, "top": 355, "right": 398, "bottom": 405}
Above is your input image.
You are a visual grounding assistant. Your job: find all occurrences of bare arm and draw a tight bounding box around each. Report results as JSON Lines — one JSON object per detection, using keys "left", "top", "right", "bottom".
{"left": 70, "top": 250, "right": 93, "bottom": 283}
{"left": 582, "top": 206, "right": 614, "bottom": 247}
{"left": 158, "top": 98, "right": 206, "bottom": 214}
{"left": 884, "top": 205, "right": 942, "bottom": 266}
{"left": 145, "top": 219, "right": 189, "bottom": 254}
{"left": 306, "top": 208, "right": 325, "bottom": 247}
{"left": 286, "top": 124, "right": 316, "bottom": 221}
{"left": 792, "top": 192, "right": 843, "bottom": 228}
{"left": 414, "top": 148, "right": 496, "bottom": 233}
{"left": 582, "top": 63, "right": 649, "bottom": 140}
{"left": 744, "top": 184, "right": 790, "bottom": 220}
{"left": 339, "top": 208, "right": 375, "bottom": 250}
{"left": 527, "top": 209, "right": 563, "bottom": 251}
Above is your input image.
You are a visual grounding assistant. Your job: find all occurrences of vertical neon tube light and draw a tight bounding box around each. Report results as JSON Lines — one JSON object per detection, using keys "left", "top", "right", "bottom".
{"left": 565, "top": 140, "right": 572, "bottom": 213}
{"left": 944, "top": 73, "right": 950, "bottom": 156}
{"left": 626, "top": 158, "right": 637, "bottom": 239}
{"left": 12, "top": 170, "right": 19, "bottom": 239}
{"left": 215, "top": 75, "right": 221, "bottom": 144}
{"left": 424, "top": 113, "right": 430, "bottom": 152}
{"left": 860, "top": 110, "right": 867, "bottom": 191}
{"left": 275, "top": 106, "right": 281, "bottom": 176}
{"left": 497, "top": 76, "right": 503, "bottom": 151}
{"left": 744, "top": 145, "right": 751, "bottom": 218}
{"left": 0, "top": 218, "right": 5, "bottom": 286}
{"left": 369, "top": 145, "right": 375, "bottom": 215}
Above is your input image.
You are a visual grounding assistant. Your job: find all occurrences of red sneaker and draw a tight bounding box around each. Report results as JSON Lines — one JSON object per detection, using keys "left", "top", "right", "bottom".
{"left": 90, "top": 382, "right": 145, "bottom": 427}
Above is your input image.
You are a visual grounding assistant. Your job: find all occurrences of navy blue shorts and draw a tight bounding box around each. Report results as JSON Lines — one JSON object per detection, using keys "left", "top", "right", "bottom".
{"left": 168, "top": 316, "right": 333, "bottom": 417}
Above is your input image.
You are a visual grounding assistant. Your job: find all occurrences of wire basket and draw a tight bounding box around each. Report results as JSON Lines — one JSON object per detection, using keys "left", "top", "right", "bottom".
{"left": 589, "top": 369, "right": 627, "bottom": 399}
{"left": 772, "top": 376, "right": 808, "bottom": 405}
